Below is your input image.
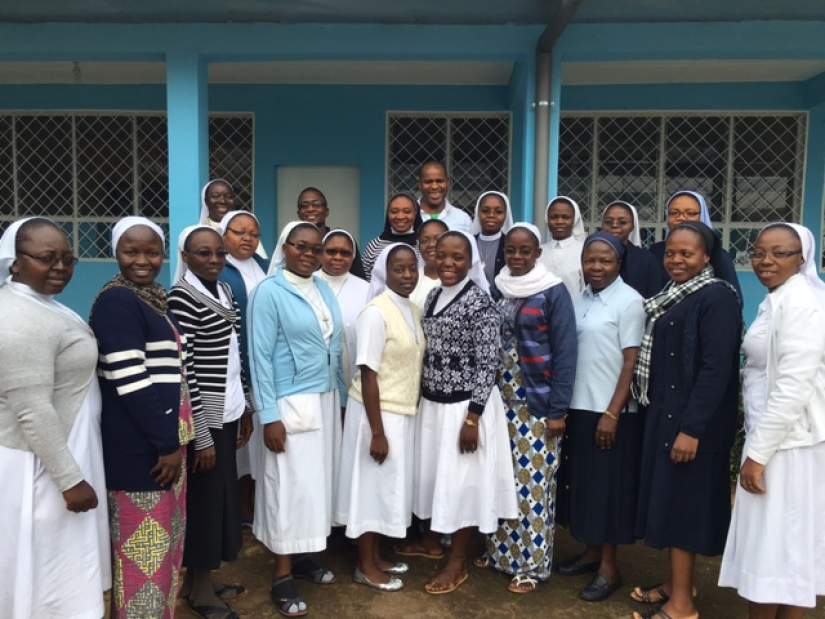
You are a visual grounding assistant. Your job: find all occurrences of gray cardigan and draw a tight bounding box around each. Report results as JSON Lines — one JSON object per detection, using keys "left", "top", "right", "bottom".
{"left": 0, "top": 286, "right": 97, "bottom": 491}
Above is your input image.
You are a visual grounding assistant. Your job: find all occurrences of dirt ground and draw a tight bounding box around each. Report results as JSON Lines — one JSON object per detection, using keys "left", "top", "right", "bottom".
{"left": 175, "top": 528, "right": 825, "bottom": 619}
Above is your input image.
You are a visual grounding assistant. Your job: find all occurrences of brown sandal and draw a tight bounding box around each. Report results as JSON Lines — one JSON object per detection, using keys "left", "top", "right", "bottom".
{"left": 631, "top": 584, "right": 698, "bottom": 604}
{"left": 424, "top": 571, "right": 468, "bottom": 595}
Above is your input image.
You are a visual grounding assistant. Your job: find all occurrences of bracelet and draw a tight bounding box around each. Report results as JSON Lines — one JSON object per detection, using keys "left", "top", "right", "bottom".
{"left": 603, "top": 410, "right": 619, "bottom": 421}
{"left": 463, "top": 418, "right": 477, "bottom": 427}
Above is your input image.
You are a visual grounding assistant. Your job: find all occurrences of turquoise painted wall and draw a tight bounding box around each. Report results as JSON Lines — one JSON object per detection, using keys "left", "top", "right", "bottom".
{"left": 560, "top": 80, "right": 825, "bottom": 324}
{"left": 0, "top": 82, "right": 511, "bottom": 315}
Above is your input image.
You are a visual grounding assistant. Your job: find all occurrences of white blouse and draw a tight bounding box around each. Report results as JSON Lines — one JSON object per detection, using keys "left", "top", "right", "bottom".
{"left": 539, "top": 235, "right": 585, "bottom": 299}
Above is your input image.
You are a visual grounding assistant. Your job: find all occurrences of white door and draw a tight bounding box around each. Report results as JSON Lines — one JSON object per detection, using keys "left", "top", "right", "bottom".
{"left": 276, "top": 166, "right": 360, "bottom": 241}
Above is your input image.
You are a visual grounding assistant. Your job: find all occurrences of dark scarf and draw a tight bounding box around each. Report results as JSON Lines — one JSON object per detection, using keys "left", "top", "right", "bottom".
{"left": 93, "top": 273, "right": 169, "bottom": 316}
{"left": 379, "top": 192, "right": 423, "bottom": 245}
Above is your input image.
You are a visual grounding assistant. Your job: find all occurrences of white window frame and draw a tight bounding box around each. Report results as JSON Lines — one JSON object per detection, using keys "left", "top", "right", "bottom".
{"left": 559, "top": 110, "right": 809, "bottom": 270}
{"left": 0, "top": 110, "right": 255, "bottom": 262}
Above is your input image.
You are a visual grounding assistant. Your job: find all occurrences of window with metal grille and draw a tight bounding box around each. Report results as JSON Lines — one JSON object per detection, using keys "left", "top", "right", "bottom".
{"left": 0, "top": 112, "right": 254, "bottom": 260}
{"left": 558, "top": 113, "right": 807, "bottom": 269}
{"left": 387, "top": 112, "right": 511, "bottom": 214}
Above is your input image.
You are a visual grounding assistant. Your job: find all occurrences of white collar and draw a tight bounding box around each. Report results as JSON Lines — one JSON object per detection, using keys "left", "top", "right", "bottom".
{"left": 583, "top": 276, "right": 623, "bottom": 304}
{"left": 549, "top": 235, "right": 578, "bottom": 249}
{"left": 479, "top": 231, "right": 502, "bottom": 242}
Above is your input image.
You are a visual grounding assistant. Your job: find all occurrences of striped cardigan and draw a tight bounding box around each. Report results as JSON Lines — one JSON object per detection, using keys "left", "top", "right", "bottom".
{"left": 168, "top": 277, "right": 249, "bottom": 450}
{"left": 91, "top": 287, "right": 203, "bottom": 491}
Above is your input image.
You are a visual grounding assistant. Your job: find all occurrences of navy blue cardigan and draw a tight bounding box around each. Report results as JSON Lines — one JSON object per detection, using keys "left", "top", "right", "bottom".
{"left": 493, "top": 283, "right": 578, "bottom": 420}
{"left": 621, "top": 243, "right": 668, "bottom": 299}
{"left": 219, "top": 255, "right": 270, "bottom": 377}
{"left": 91, "top": 287, "right": 203, "bottom": 491}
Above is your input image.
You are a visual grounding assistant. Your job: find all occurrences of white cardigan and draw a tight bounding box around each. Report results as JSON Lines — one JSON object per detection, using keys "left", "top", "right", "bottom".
{"left": 745, "top": 274, "right": 825, "bottom": 465}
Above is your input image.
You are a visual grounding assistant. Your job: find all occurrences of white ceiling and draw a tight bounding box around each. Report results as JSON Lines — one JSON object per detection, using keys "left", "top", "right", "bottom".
{"left": 562, "top": 59, "right": 825, "bottom": 85}
{"left": 1, "top": 59, "right": 823, "bottom": 87}
{"left": 0, "top": 60, "right": 515, "bottom": 85}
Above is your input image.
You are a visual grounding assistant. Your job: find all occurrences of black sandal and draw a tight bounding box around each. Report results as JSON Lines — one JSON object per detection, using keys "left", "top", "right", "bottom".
{"left": 271, "top": 576, "right": 308, "bottom": 618}
{"left": 215, "top": 584, "right": 245, "bottom": 600}
{"left": 187, "top": 599, "right": 239, "bottom": 619}
{"left": 292, "top": 556, "right": 336, "bottom": 584}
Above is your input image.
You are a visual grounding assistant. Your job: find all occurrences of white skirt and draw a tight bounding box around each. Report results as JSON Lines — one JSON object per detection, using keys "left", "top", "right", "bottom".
{"left": 253, "top": 390, "right": 340, "bottom": 555}
{"left": 334, "top": 398, "right": 415, "bottom": 539}
{"left": 718, "top": 442, "right": 825, "bottom": 607}
{"left": 236, "top": 412, "right": 260, "bottom": 480}
{"left": 0, "top": 381, "right": 111, "bottom": 619}
{"left": 413, "top": 389, "right": 518, "bottom": 534}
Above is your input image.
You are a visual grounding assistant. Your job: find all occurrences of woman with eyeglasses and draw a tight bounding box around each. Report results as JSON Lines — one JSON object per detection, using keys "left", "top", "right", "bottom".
{"left": 317, "top": 229, "right": 370, "bottom": 391}
{"left": 719, "top": 224, "right": 825, "bottom": 618}
{"left": 249, "top": 221, "right": 345, "bottom": 617}
{"left": 168, "top": 226, "right": 253, "bottom": 619}
{"left": 600, "top": 201, "right": 666, "bottom": 299}
{"left": 649, "top": 191, "right": 742, "bottom": 300}
{"left": 201, "top": 178, "right": 267, "bottom": 259}
{"left": 219, "top": 210, "right": 270, "bottom": 524}
{"left": 362, "top": 193, "right": 423, "bottom": 281}
{"left": 0, "top": 217, "right": 110, "bottom": 619}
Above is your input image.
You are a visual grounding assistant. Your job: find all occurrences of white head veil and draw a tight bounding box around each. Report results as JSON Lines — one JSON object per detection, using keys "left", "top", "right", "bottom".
{"left": 366, "top": 242, "right": 417, "bottom": 302}
{"left": 445, "top": 230, "right": 490, "bottom": 295}
{"left": 665, "top": 191, "right": 713, "bottom": 234}
{"left": 174, "top": 224, "right": 218, "bottom": 283}
{"left": 0, "top": 217, "right": 37, "bottom": 288}
{"left": 200, "top": 178, "right": 232, "bottom": 224}
{"left": 267, "top": 220, "right": 321, "bottom": 276}
{"left": 495, "top": 222, "right": 563, "bottom": 298}
{"left": 470, "top": 190, "right": 514, "bottom": 237}
{"left": 602, "top": 201, "right": 642, "bottom": 248}
{"left": 545, "top": 195, "right": 586, "bottom": 242}
{"left": 772, "top": 223, "right": 825, "bottom": 304}
{"left": 111, "top": 216, "right": 165, "bottom": 256}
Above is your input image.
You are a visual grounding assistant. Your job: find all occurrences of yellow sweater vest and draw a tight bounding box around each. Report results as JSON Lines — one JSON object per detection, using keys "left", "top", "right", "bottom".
{"left": 349, "top": 292, "right": 425, "bottom": 416}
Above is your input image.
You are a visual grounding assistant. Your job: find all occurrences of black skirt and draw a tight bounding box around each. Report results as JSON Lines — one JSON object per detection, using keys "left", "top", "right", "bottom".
{"left": 183, "top": 421, "right": 242, "bottom": 569}
{"left": 556, "top": 410, "right": 642, "bottom": 546}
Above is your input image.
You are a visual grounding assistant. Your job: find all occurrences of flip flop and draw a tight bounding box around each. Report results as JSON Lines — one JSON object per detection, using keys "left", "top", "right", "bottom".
{"left": 187, "top": 600, "right": 239, "bottom": 619}
{"left": 424, "top": 571, "right": 469, "bottom": 595}
{"left": 508, "top": 574, "right": 539, "bottom": 594}
{"left": 395, "top": 544, "right": 445, "bottom": 560}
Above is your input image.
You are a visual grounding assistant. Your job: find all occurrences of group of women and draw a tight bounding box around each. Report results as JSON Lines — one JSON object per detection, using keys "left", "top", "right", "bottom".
{"left": 0, "top": 176, "right": 822, "bottom": 619}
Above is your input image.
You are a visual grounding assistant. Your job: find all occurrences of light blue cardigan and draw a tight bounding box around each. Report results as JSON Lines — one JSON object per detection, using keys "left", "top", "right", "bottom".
{"left": 247, "top": 268, "right": 345, "bottom": 424}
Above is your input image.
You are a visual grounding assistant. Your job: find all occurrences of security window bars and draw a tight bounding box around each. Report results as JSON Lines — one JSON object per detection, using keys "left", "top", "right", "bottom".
{"left": 0, "top": 112, "right": 254, "bottom": 260}
{"left": 558, "top": 113, "right": 807, "bottom": 268}
{"left": 387, "top": 113, "right": 511, "bottom": 214}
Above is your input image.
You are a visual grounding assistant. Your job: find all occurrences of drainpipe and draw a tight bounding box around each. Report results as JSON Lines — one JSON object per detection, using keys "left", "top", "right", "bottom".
{"left": 534, "top": 0, "right": 582, "bottom": 225}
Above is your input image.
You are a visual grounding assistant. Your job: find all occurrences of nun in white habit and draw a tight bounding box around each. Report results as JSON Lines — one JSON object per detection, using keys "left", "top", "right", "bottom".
{"left": 201, "top": 178, "right": 268, "bottom": 259}
{"left": 248, "top": 221, "right": 344, "bottom": 616}
{"left": 335, "top": 243, "right": 424, "bottom": 590}
{"left": 317, "top": 229, "right": 370, "bottom": 391}
{"left": 471, "top": 190, "right": 514, "bottom": 290}
{"left": 539, "top": 195, "right": 587, "bottom": 298}
{"left": 0, "top": 217, "right": 110, "bottom": 619}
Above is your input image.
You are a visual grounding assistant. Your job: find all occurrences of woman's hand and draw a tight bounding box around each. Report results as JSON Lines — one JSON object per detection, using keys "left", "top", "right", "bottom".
{"left": 739, "top": 457, "right": 767, "bottom": 494}
{"left": 459, "top": 412, "right": 480, "bottom": 453}
{"left": 546, "top": 417, "right": 566, "bottom": 441}
{"left": 62, "top": 480, "right": 98, "bottom": 513}
{"left": 670, "top": 432, "right": 699, "bottom": 463}
{"left": 595, "top": 415, "right": 618, "bottom": 450}
{"left": 370, "top": 433, "right": 389, "bottom": 464}
{"left": 192, "top": 446, "right": 216, "bottom": 473}
{"left": 151, "top": 449, "right": 183, "bottom": 485}
{"left": 264, "top": 420, "right": 287, "bottom": 454}
{"left": 237, "top": 413, "right": 254, "bottom": 448}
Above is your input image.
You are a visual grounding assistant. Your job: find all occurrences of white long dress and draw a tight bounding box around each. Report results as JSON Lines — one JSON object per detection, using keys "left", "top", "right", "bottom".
{"left": 335, "top": 292, "right": 419, "bottom": 539}
{"left": 539, "top": 235, "right": 585, "bottom": 299}
{"left": 410, "top": 269, "right": 440, "bottom": 311}
{"left": 317, "top": 270, "right": 369, "bottom": 390}
{"left": 0, "top": 290, "right": 110, "bottom": 619}
{"left": 252, "top": 272, "right": 342, "bottom": 555}
{"left": 718, "top": 300, "right": 825, "bottom": 607}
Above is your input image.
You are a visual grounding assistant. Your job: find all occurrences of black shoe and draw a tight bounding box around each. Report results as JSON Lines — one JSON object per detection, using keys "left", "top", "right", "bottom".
{"left": 557, "top": 554, "right": 600, "bottom": 576}
{"left": 579, "top": 574, "right": 621, "bottom": 602}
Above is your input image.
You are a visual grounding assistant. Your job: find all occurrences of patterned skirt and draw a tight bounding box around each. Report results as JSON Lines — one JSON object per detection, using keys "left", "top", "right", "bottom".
{"left": 108, "top": 455, "right": 187, "bottom": 619}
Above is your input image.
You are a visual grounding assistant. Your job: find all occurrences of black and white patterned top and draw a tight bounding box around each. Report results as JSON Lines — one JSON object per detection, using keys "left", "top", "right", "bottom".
{"left": 422, "top": 281, "right": 502, "bottom": 414}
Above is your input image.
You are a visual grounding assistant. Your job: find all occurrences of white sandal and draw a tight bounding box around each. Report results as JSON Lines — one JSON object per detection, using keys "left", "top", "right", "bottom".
{"left": 508, "top": 574, "right": 539, "bottom": 594}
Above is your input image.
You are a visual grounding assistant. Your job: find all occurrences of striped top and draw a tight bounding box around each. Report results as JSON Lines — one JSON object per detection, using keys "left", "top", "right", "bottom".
{"left": 91, "top": 286, "right": 203, "bottom": 491}
{"left": 168, "top": 276, "right": 249, "bottom": 450}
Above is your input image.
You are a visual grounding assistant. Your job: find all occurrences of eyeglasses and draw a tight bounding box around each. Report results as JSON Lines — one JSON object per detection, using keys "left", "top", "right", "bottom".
{"left": 748, "top": 249, "right": 802, "bottom": 261}
{"left": 226, "top": 227, "right": 260, "bottom": 240}
{"left": 669, "top": 210, "right": 701, "bottom": 219}
{"left": 286, "top": 241, "right": 324, "bottom": 256}
{"left": 187, "top": 249, "right": 228, "bottom": 259}
{"left": 298, "top": 200, "right": 326, "bottom": 209}
{"left": 18, "top": 251, "right": 79, "bottom": 267}
{"left": 324, "top": 248, "right": 353, "bottom": 258}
